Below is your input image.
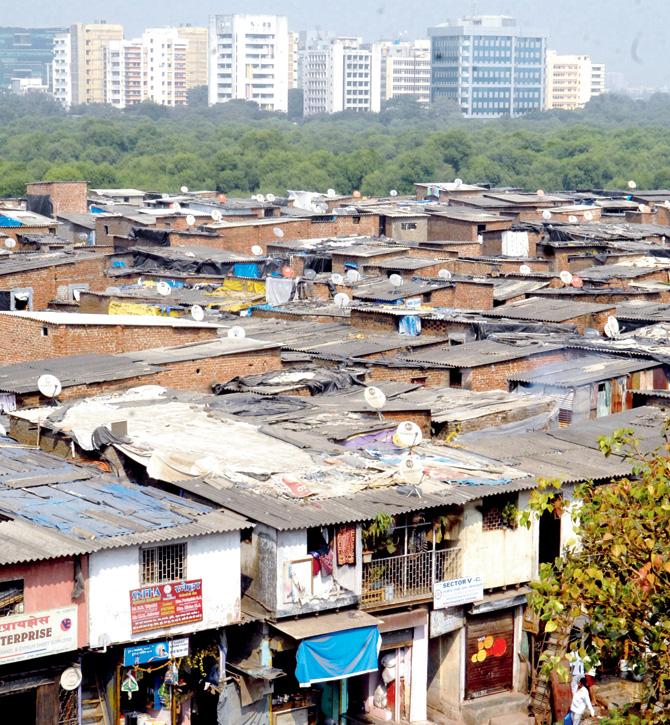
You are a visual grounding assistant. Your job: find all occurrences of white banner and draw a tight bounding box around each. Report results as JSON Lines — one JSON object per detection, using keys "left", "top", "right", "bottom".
{"left": 0, "top": 606, "right": 78, "bottom": 664}
{"left": 434, "top": 576, "right": 484, "bottom": 610}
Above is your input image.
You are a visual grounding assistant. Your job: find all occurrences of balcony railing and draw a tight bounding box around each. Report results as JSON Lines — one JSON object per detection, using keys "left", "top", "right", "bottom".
{"left": 362, "top": 548, "right": 462, "bottom": 608}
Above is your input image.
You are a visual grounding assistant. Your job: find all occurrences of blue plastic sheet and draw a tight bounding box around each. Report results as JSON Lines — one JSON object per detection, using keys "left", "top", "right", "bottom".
{"left": 234, "top": 263, "right": 261, "bottom": 279}
{"left": 295, "top": 626, "right": 380, "bottom": 687}
{"left": 399, "top": 315, "right": 421, "bottom": 336}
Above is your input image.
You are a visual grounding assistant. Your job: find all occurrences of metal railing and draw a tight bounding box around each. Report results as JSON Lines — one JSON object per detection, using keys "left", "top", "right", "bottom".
{"left": 361, "top": 547, "right": 462, "bottom": 607}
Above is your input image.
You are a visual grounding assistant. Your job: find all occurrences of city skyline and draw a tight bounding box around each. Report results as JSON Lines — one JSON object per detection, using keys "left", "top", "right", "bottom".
{"left": 1, "top": 0, "right": 667, "bottom": 87}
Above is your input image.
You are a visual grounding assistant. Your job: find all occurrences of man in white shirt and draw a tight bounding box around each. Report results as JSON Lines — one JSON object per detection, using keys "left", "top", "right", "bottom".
{"left": 570, "top": 677, "right": 596, "bottom": 724}
{"left": 569, "top": 651, "right": 585, "bottom": 694}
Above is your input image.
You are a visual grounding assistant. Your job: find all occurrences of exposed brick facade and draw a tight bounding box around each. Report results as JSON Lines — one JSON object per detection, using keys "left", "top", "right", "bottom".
{"left": 26, "top": 181, "right": 88, "bottom": 215}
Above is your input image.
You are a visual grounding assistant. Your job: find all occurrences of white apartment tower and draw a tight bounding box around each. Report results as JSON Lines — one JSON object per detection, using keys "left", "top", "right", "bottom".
{"left": 545, "top": 50, "right": 605, "bottom": 110}
{"left": 288, "top": 31, "right": 299, "bottom": 89}
{"left": 373, "top": 39, "right": 431, "bottom": 106}
{"left": 208, "top": 14, "right": 289, "bottom": 112}
{"left": 51, "top": 32, "right": 72, "bottom": 107}
{"left": 301, "top": 37, "right": 381, "bottom": 116}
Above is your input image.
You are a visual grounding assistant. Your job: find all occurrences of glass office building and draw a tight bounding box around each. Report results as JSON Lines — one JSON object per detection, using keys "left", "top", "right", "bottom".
{"left": 429, "top": 16, "right": 546, "bottom": 118}
{"left": 0, "top": 27, "right": 65, "bottom": 91}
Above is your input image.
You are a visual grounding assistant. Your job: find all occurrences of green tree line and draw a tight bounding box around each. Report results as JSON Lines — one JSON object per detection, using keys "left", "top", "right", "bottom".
{"left": 1, "top": 91, "right": 670, "bottom": 198}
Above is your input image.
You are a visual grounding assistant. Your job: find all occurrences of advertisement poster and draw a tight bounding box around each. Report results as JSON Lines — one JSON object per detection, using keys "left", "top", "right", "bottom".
{"left": 433, "top": 576, "right": 484, "bottom": 610}
{"left": 123, "top": 641, "right": 169, "bottom": 667}
{"left": 0, "top": 606, "right": 78, "bottom": 664}
{"left": 129, "top": 580, "right": 203, "bottom": 635}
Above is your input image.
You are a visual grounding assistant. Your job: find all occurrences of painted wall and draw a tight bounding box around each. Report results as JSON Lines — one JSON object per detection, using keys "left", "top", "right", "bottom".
{"left": 459, "top": 493, "right": 535, "bottom": 590}
{"left": 88, "top": 533, "right": 240, "bottom": 646}
{"left": 409, "top": 618, "right": 429, "bottom": 722}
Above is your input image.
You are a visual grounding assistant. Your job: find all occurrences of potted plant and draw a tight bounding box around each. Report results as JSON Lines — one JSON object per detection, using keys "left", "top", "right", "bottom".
{"left": 362, "top": 512, "right": 395, "bottom": 561}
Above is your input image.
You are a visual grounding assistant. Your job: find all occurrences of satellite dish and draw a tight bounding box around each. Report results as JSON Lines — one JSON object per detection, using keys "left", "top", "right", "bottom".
{"left": 398, "top": 454, "right": 424, "bottom": 485}
{"left": 536, "top": 189, "right": 545, "bottom": 196}
{"left": 352, "top": 190, "right": 361, "bottom": 198}
{"left": 156, "top": 281, "right": 171, "bottom": 296}
{"left": 211, "top": 209, "right": 223, "bottom": 222}
{"left": 542, "top": 210, "right": 552, "bottom": 220}
{"left": 186, "top": 214, "right": 196, "bottom": 226}
{"left": 628, "top": 180, "right": 637, "bottom": 190}
{"left": 519, "top": 264, "right": 531, "bottom": 275}
{"left": 389, "top": 189, "right": 398, "bottom": 197}
{"left": 273, "top": 227, "right": 285, "bottom": 238}
{"left": 454, "top": 178, "right": 463, "bottom": 188}
{"left": 327, "top": 188, "right": 337, "bottom": 198}
{"left": 605, "top": 316, "right": 620, "bottom": 338}
{"left": 303, "top": 268, "right": 317, "bottom": 280}
{"left": 266, "top": 193, "right": 276, "bottom": 203}
{"left": 60, "top": 666, "right": 82, "bottom": 692}
{"left": 364, "top": 386, "right": 386, "bottom": 411}
{"left": 37, "top": 374, "right": 62, "bottom": 398}
{"left": 227, "top": 326, "right": 246, "bottom": 339}
{"left": 584, "top": 210, "right": 593, "bottom": 221}
{"left": 389, "top": 274, "right": 403, "bottom": 288}
{"left": 4, "top": 238, "right": 16, "bottom": 249}
{"left": 251, "top": 245, "right": 263, "bottom": 256}
{"left": 438, "top": 268, "right": 452, "bottom": 280}
{"left": 394, "top": 421, "right": 423, "bottom": 448}
{"left": 568, "top": 215, "right": 578, "bottom": 224}
{"left": 256, "top": 194, "right": 266, "bottom": 203}
{"left": 571, "top": 275, "right": 584, "bottom": 288}
{"left": 72, "top": 288, "right": 82, "bottom": 302}
{"left": 345, "top": 269, "right": 361, "bottom": 284}
{"left": 190, "top": 304, "right": 205, "bottom": 322}
{"left": 664, "top": 200, "right": 670, "bottom": 209}
{"left": 331, "top": 273, "right": 344, "bottom": 285}
{"left": 180, "top": 185, "right": 189, "bottom": 194}
{"left": 334, "top": 292, "right": 350, "bottom": 308}
{"left": 559, "top": 270, "right": 573, "bottom": 285}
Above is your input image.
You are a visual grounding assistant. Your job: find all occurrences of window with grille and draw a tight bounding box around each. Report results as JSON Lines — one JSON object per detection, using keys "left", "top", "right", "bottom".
{"left": 0, "top": 580, "right": 24, "bottom": 617}
{"left": 141, "top": 543, "right": 186, "bottom": 584}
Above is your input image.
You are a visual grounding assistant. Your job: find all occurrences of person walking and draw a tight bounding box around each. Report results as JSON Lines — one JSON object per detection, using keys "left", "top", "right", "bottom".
{"left": 570, "top": 677, "right": 595, "bottom": 724}
{"left": 569, "top": 651, "right": 585, "bottom": 694}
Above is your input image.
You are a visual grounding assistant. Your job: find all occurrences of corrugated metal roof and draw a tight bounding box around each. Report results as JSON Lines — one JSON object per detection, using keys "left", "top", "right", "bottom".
{"left": 0, "top": 311, "right": 222, "bottom": 328}
{"left": 482, "top": 297, "right": 614, "bottom": 322}
{"left": 397, "top": 339, "right": 561, "bottom": 368}
{"left": 0, "top": 251, "right": 105, "bottom": 275}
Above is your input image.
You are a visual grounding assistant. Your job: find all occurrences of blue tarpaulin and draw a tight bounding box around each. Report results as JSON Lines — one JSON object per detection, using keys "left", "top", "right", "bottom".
{"left": 295, "top": 626, "right": 380, "bottom": 687}
{"left": 399, "top": 315, "right": 421, "bottom": 336}
{"left": 233, "top": 262, "right": 261, "bottom": 279}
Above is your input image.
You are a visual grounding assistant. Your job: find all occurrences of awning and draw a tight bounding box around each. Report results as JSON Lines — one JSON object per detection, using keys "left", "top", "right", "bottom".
{"left": 469, "top": 587, "right": 530, "bottom": 615}
{"left": 271, "top": 609, "right": 382, "bottom": 640}
{"left": 295, "top": 625, "right": 381, "bottom": 687}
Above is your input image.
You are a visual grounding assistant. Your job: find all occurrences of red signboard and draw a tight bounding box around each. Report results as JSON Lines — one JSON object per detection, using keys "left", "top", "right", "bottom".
{"left": 129, "top": 580, "right": 203, "bottom": 635}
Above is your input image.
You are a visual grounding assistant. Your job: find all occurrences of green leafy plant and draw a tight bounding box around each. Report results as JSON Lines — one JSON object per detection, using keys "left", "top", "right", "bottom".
{"left": 362, "top": 513, "right": 396, "bottom": 554}
{"left": 501, "top": 500, "right": 520, "bottom": 530}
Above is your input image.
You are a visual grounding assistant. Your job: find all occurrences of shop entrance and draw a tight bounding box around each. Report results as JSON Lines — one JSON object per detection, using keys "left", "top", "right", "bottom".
{"left": 1, "top": 690, "right": 36, "bottom": 723}
{"left": 465, "top": 611, "right": 514, "bottom": 699}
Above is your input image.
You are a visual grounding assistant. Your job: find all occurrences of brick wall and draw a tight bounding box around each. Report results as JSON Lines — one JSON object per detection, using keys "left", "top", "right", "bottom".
{"left": 26, "top": 181, "right": 88, "bottom": 215}
{"left": 367, "top": 364, "right": 452, "bottom": 387}
{"left": 452, "top": 281, "right": 494, "bottom": 310}
{"left": 427, "top": 217, "right": 477, "bottom": 242}
{"left": 468, "top": 350, "right": 571, "bottom": 392}
{"left": 331, "top": 249, "right": 407, "bottom": 274}
{"left": 563, "top": 309, "right": 613, "bottom": 335}
{"left": 1, "top": 223, "right": 59, "bottom": 243}
{"left": 0, "top": 316, "right": 219, "bottom": 365}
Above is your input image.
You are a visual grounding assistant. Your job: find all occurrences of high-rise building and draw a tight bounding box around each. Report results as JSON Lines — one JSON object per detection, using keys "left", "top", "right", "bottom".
{"left": 177, "top": 25, "right": 208, "bottom": 91}
{"left": 51, "top": 31, "right": 72, "bottom": 107}
{"left": 71, "top": 22, "right": 124, "bottom": 105}
{"left": 373, "top": 39, "right": 431, "bottom": 107}
{"left": 545, "top": 51, "right": 605, "bottom": 110}
{"left": 104, "top": 28, "right": 188, "bottom": 109}
{"left": 301, "top": 37, "right": 381, "bottom": 116}
{"left": 208, "top": 14, "right": 289, "bottom": 112}
{"left": 288, "top": 31, "right": 299, "bottom": 89}
{"left": 0, "top": 27, "right": 65, "bottom": 91}
{"left": 429, "top": 15, "right": 546, "bottom": 117}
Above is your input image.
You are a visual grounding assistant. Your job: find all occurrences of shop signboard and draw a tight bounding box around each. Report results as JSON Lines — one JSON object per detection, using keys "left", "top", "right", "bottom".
{"left": 433, "top": 576, "right": 483, "bottom": 610}
{"left": 123, "top": 641, "right": 170, "bottom": 666}
{"left": 0, "top": 606, "right": 78, "bottom": 665}
{"left": 129, "top": 579, "right": 203, "bottom": 635}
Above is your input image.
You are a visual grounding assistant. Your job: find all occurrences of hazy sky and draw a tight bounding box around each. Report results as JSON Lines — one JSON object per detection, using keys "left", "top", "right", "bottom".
{"left": 3, "top": 0, "right": 668, "bottom": 86}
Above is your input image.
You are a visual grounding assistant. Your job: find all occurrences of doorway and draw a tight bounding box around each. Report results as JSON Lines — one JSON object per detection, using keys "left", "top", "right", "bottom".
{"left": 538, "top": 503, "right": 562, "bottom": 566}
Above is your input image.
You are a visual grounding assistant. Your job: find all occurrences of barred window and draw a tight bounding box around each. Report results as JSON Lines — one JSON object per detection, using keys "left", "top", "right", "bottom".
{"left": 141, "top": 543, "right": 186, "bottom": 584}
{"left": 0, "top": 580, "right": 24, "bottom": 617}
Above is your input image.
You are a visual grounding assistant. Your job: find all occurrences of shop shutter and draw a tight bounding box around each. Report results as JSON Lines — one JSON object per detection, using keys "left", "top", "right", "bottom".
{"left": 465, "top": 611, "right": 514, "bottom": 699}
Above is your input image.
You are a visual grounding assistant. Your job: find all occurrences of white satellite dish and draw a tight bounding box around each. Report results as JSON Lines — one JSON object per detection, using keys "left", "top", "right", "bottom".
{"left": 72, "top": 288, "right": 82, "bottom": 302}
{"left": 394, "top": 421, "right": 423, "bottom": 448}
{"left": 438, "top": 268, "right": 452, "bottom": 280}
{"left": 251, "top": 245, "right": 263, "bottom": 256}
{"left": 266, "top": 193, "right": 276, "bottom": 203}
{"left": 559, "top": 270, "right": 573, "bottom": 285}
{"left": 37, "top": 374, "right": 62, "bottom": 398}
{"left": 568, "top": 215, "right": 578, "bottom": 224}
{"left": 273, "top": 227, "right": 285, "bottom": 238}
{"left": 227, "top": 326, "right": 246, "bottom": 339}
{"left": 664, "top": 200, "right": 670, "bottom": 209}
{"left": 389, "top": 189, "right": 398, "bottom": 197}
{"left": 519, "top": 264, "right": 531, "bottom": 275}
{"left": 190, "top": 305, "right": 205, "bottom": 322}
{"left": 345, "top": 269, "right": 361, "bottom": 284}
{"left": 211, "top": 209, "right": 223, "bottom": 222}
{"left": 331, "top": 273, "right": 344, "bottom": 285}
{"left": 454, "top": 178, "right": 463, "bottom": 188}
{"left": 4, "top": 238, "right": 16, "bottom": 249}
{"left": 303, "top": 268, "right": 317, "bottom": 280}
{"left": 542, "top": 210, "right": 552, "bottom": 220}
{"left": 584, "top": 210, "right": 593, "bottom": 221}
{"left": 60, "top": 666, "right": 82, "bottom": 692}
{"left": 180, "top": 185, "right": 189, "bottom": 194}
{"left": 334, "top": 292, "right": 350, "bottom": 308}
{"left": 628, "top": 180, "right": 637, "bottom": 190}
{"left": 389, "top": 274, "right": 403, "bottom": 288}
{"left": 156, "top": 281, "right": 171, "bottom": 296}
{"left": 604, "top": 316, "right": 620, "bottom": 338}
{"left": 364, "top": 386, "right": 386, "bottom": 410}
{"left": 327, "top": 188, "right": 337, "bottom": 198}
{"left": 172, "top": 202, "right": 181, "bottom": 212}
{"left": 536, "top": 189, "right": 545, "bottom": 197}
{"left": 398, "top": 454, "right": 424, "bottom": 485}
{"left": 186, "top": 214, "right": 196, "bottom": 226}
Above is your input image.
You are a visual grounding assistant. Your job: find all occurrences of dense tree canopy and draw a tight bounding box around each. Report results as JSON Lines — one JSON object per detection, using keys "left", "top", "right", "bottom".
{"left": 1, "top": 91, "right": 670, "bottom": 197}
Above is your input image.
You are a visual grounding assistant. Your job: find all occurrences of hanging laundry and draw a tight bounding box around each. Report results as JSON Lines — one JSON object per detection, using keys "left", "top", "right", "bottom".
{"left": 265, "top": 276, "right": 295, "bottom": 306}
{"left": 336, "top": 525, "right": 356, "bottom": 565}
